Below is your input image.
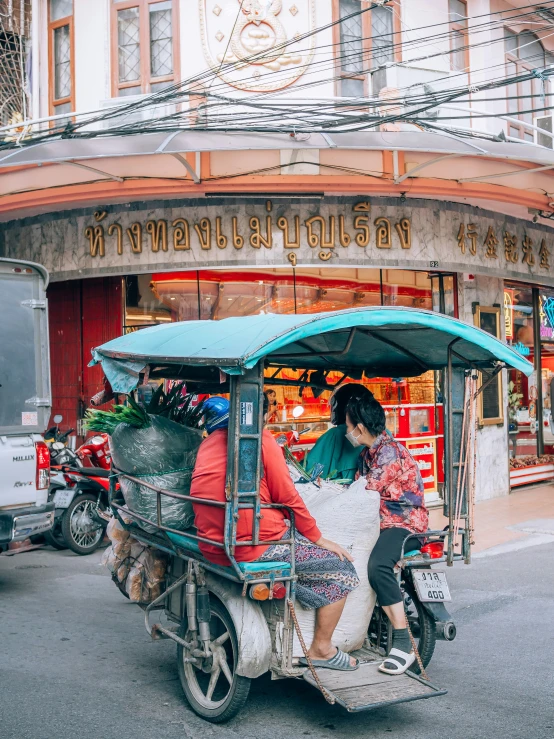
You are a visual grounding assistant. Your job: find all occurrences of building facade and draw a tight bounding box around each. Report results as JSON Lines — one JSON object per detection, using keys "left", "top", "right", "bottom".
{"left": 3, "top": 0, "right": 554, "bottom": 501}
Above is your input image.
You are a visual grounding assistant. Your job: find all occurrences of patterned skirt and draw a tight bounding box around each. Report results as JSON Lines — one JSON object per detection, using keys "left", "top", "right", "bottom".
{"left": 259, "top": 528, "right": 360, "bottom": 610}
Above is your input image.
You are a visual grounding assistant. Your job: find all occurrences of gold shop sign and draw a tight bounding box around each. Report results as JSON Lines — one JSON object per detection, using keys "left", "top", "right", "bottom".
{"left": 457, "top": 222, "right": 551, "bottom": 271}
{"left": 84, "top": 201, "right": 412, "bottom": 266}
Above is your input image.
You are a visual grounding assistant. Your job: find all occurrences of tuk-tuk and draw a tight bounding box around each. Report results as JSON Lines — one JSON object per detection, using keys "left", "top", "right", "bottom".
{"left": 91, "top": 307, "right": 532, "bottom": 723}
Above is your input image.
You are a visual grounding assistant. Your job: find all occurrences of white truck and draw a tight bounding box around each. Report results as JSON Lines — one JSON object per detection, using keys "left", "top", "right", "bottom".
{"left": 0, "top": 258, "right": 54, "bottom": 552}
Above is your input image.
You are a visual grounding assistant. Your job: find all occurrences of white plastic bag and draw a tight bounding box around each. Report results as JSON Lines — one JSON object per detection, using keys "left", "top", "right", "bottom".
{"left": 291, "top": 477, "right": 380, "bottom": 657}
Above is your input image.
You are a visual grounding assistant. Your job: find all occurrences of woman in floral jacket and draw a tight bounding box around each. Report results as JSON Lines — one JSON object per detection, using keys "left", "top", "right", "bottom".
{"left": 345, "top": 394, "right": 429, "bottom": 676}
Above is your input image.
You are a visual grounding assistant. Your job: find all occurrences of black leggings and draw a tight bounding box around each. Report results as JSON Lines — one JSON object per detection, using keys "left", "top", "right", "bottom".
{"left": 368, "top": 527, "right": 423, "bottom": 607}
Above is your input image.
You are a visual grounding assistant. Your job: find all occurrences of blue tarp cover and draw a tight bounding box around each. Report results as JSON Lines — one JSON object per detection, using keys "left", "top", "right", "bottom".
{"left": 90, "top": 307, "right": 533, "bottom": 393}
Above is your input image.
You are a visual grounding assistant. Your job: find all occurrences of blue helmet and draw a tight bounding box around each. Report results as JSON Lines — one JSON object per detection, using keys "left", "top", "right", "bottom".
{"left": 203, "top": 397, "right": 230, "bottom": 434}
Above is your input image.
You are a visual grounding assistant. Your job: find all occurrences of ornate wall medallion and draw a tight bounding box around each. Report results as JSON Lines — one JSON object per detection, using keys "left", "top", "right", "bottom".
{"left": 199, "top": 0, "right": 316, "bottom": 92}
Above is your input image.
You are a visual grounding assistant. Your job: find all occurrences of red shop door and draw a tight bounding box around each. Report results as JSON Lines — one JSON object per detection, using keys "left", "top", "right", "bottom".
{"left": 81, "top": 278, "right": 123, "bottom": 410}
{"left": 47, "top": 281, "right": 82, "bottom": 432}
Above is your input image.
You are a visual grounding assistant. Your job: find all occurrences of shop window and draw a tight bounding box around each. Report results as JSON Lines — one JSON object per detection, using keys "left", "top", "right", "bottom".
{"left": 448, "top": 0, "right": 468, "bottom": 72}
{"left": 49, "top": 0, "right": 74, "bottom": 117}
{"left": 504, "top": 29, "right": 551, "bottom": 141}
{"left": 125, "top": 268, "right": 451, "bottom": 324}
{"left": 382, "top": 270, "right": 433, "bottom": 310}
{"left": 333, "top": 0, "right": 397, "bottom": 99}
{"left": 124, "top": 274, "right": 172, "bottom": 330}
{"left": 504, "top": 283, "right": 537, "bottom": 457}
{"left": 538, "top": 290, "right": 554, "bottom": 454}
{"left": 475, "top": 306, "right": 504, "bottom": 426}
{"left": 430, "top": 273, "right": 457, "bottom": 316}
{"left": 111, "top": 0, "right": 179, "bottom": 97}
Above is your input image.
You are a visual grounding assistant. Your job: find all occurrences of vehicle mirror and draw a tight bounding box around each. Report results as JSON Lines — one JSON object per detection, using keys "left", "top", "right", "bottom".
{"left": 292, "top": 405, "right": 305, "bottom": 418}
{"left": 53, "top": 414, "right": 63, "bottom": 423}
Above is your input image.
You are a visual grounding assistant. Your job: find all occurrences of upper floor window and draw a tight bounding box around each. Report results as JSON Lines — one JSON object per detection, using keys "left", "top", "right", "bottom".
{"left": 448, "top": 0, "right": 468, "bottom": 72}
{"left": 505, "top": 29, "right": 553, "bottom": 141}
{"left": 333, "top": 0, "right": 396, "bottom": 99}
{"left": 49, "top": 0, "right": 74, "bottom": 116}
{"left": 111, "top": 0, "right": 179, "bottom": 97}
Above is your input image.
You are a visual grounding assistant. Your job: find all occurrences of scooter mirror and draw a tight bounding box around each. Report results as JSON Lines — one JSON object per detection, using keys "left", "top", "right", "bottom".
{"left": 53, "top": 414, "right": 63, "bottom": 424}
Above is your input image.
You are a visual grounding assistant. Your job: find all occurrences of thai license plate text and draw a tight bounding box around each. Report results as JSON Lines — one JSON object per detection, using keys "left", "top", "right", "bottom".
{"left": 412, "top": 570, "right": 451, "bottom": 602}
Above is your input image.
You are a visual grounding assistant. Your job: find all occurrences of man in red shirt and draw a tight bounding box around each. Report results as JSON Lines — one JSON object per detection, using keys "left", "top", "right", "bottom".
{"left": 190, "top": 397, "right": 360, "bottom": 672}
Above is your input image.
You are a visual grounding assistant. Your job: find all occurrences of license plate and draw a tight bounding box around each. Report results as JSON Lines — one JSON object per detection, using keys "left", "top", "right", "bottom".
{"left": 412, "top": 570, "right": 451, "bottom": 602}
{"left": 53, "top": 488, "right": 74, "bottom": 508}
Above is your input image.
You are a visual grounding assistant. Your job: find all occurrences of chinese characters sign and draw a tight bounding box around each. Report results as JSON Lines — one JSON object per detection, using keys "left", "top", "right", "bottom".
{"left": 458, "top": 222, "right": 550, "bottom": 270}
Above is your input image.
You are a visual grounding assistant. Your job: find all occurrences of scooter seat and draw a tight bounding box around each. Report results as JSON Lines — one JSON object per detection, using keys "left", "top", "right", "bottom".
{"left": 76, "top": 467, "right": 111, "bottom": 478}
{"left": 166, "top": 530, "right": 291, "bottom": 575}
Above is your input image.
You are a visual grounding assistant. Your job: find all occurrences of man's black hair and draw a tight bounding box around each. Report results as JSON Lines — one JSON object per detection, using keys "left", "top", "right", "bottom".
{"left": 331, "top": 383, "right": 374, "bottom": 426}
{"left": 345, "top": 395, "right": 386, "bottom": 437}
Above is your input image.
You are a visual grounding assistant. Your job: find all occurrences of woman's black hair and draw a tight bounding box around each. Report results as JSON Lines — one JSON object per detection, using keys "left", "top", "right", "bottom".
{"left": 330, "top": 383, "right": 374, "bottom": 426}
{"left": 345, "top": 395, "right": 386, "bottom": 437}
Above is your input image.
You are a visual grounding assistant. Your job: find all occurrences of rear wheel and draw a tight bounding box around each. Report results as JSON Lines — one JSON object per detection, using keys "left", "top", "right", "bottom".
{"left": 61, "top": 493, "right": 106, "bottom": 555}
{"left": 367, "top": 578, "right": 436, "bottom": 673}
{"left": 177, "top": 598, "right": 251, "bottom": 723}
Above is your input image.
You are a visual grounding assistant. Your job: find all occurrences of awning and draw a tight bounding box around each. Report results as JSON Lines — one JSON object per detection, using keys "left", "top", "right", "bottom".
{"left": 91, "top": 306, "right": 533, "bottom": 392}
{"left": 1, "top": 130, "right": 554, "bottom": 200}
{"left": 2, "top": 129, "right": 554, "bottom": 167}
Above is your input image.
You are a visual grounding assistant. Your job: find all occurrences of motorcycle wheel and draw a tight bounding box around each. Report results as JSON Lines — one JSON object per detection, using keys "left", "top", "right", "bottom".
{"left": 61, "top": 493, "right": 106, "bottom": 556}
{"left": 177, "top": 598, "right": 251, "bottom": 723}
{"left": 402, "top": 580, "right": 436, "bottom": 672}
{"left": 44, "top": 521, "right": 68, "bottom": 550}
{"left": 367, "top": 579, "right": 436, "bottom": 673}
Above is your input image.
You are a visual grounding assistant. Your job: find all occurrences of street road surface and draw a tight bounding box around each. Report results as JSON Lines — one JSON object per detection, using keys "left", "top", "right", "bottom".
{"left": 1, "top": 540, "right": 552, "bottom": 739}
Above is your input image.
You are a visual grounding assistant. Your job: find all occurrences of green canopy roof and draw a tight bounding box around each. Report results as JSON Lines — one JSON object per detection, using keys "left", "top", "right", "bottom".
{"left": 91, "top": 307, "right": 532, "bottom": 393}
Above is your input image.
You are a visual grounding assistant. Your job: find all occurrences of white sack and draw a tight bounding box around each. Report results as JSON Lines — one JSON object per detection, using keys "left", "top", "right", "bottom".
{"left": 292, "top": 477, "right": 380, "bottom": 657}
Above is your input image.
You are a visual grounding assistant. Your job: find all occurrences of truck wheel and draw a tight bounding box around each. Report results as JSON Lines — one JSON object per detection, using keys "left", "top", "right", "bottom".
{"left": 61, "top": 493, "right": 105, "bottom": 556}
{"left": 177, "top": 598, "right": 251, "bottom": 723}
{"left": 44, "top": 521, "right": 68, "bottom": 550}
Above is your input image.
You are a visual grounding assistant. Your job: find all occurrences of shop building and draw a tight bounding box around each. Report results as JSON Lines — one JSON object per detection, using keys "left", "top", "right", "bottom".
{"left": 2, "top": 1, "right": 554, "bottom": 502}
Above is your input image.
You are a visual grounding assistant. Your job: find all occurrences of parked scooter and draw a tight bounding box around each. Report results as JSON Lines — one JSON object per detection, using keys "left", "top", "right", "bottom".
{"left": 44, "top": 416, "right": 110, "bottom": 555}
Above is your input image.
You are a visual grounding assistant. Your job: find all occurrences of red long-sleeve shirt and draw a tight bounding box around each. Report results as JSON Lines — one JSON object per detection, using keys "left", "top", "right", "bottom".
{"left": 190, "top": 429, "right": 321, "bottom": 566}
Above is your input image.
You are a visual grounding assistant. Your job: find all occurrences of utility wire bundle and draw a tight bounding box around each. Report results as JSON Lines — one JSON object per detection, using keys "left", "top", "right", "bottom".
{"left": 1, "top": 1, "right": 554, "bottom": 149}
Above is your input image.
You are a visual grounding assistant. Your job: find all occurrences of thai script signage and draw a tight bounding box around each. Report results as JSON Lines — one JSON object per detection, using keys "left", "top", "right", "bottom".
{"left": 4, "top": 196, "right": 554, "bottom": 284}
{"left": 84, "top": 201, "right": 412, "bottom": 266}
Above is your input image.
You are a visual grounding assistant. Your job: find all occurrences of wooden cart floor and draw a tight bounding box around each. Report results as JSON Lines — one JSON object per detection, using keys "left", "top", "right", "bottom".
{"left": 302, "top": 649, "right": 446, "bottom": 712}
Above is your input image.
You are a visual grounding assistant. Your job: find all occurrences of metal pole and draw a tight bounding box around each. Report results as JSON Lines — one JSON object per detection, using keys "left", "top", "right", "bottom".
{"left": 196, "top": 271, "right": 201, "bottom": 320}
{"left": 445, "top": 348, "right": 454, "bottom": 566}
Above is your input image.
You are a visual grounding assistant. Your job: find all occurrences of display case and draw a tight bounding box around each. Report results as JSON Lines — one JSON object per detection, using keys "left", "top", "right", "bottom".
{"left": 382, "top": 403, "right": 444, "bottom": 502}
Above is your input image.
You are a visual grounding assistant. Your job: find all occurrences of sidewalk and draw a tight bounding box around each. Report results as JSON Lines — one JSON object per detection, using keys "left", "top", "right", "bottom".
{"left": 429, "top": 483, "right": 554, "bottom": 556}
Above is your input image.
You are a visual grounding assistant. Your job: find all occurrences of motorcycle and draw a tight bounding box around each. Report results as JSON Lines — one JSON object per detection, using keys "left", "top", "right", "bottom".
{"left": 367, "top": 537, "right": 457, "bottom": 672}
{"left": 44, "top": 416, "right": 111, "bottom": 555}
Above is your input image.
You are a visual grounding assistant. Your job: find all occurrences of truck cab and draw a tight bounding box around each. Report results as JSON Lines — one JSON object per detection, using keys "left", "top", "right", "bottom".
{"left": 0, "top": 258, "right": 54, "bottom": 552}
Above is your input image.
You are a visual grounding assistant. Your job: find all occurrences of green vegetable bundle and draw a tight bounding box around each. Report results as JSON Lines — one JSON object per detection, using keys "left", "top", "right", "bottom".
{"left": 146, "top": 384, "right": 205, "bottom": 428}
{"left": 85, "top": 395, "right": 149, "bottom": 435}
{"left": 85, "top": 384, "right": 205, "bottom": 434}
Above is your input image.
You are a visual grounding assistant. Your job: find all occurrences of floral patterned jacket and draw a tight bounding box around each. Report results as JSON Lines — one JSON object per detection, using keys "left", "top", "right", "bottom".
{"left": 357, "top": 432, "right": 429, "bottom": 535}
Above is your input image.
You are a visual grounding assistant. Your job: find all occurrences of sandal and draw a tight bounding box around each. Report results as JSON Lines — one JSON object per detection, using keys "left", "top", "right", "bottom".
{"left": 378, "top": 648, "right": 416, "bottom": 675}
{"left": 299, "top": 647, "right": 359, "bottom": 672}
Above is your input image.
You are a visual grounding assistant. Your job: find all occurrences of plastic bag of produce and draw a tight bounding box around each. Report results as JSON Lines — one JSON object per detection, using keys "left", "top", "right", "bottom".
{"left": 110, "top": 415, "right": 203, "bottom": 532}
{"left": 291, "top": 478, "right": 381, "bottom": 657}
{"left": 106, "top": 515, "right": 129, "bottom": 544}
{"left": 124, "top": 542, "right": 168, "bottom": 603}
